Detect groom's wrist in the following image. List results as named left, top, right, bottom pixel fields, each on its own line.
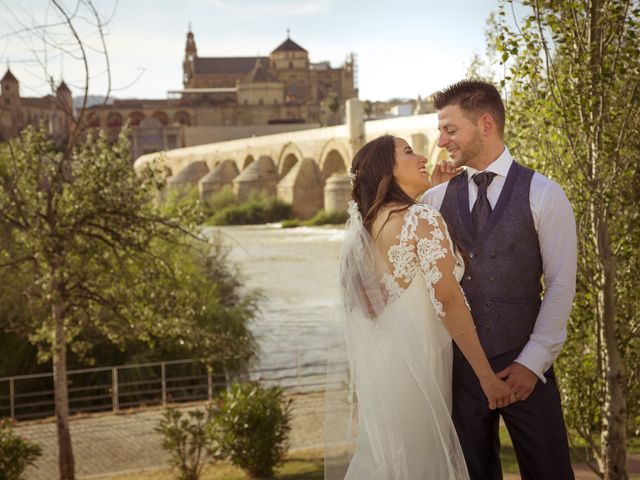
left=515, top=343, right=550, bottom=383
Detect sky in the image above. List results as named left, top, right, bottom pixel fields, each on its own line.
left=0, top=0, right=501, bottom=102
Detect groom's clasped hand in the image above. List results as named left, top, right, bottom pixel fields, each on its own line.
left=480, top=369, right=517, bottom=410
left=496, top=362, right=539, bottom=402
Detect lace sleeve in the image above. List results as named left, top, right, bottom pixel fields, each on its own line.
left=409, top=205, right=470, bottom=322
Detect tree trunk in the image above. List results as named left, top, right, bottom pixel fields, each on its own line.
left=53, top=288, right=75, bottom=480
left=598, top=217, right=627, bottom=480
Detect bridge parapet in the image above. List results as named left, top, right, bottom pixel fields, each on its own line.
left=134, top=108, right=447, bottom=218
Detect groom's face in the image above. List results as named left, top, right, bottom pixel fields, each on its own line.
left=436, top=105, right=484, bottom=168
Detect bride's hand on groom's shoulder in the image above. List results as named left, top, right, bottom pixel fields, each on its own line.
left=429, top=160, right=464, bottom=187
left=479, top=374, right=517, bottom=410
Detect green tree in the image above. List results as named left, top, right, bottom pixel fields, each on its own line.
left=324, top=92, right=341, bottom=126
left=465, top=12, right=500, bottom=82
left=363, top=100, right=373, bottom=119
left=0, top=127, right=257, bottom=480
left=1, top=4, right=259, bottom=479
left=494, top=1, right=640, bottom=478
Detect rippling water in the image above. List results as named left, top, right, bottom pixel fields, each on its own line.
left=204, top=224, right=345, bottom=376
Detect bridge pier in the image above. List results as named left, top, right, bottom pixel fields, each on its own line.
left=324, top=174, right=352, bottom=213
left=277, top=158, right=324, bottom=219
left=165, top=160, right=209, bottom=198
left=233, top=155, right=279, bottom=202
left=199, top=160, right=239, bottom=202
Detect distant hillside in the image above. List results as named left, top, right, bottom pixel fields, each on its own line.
left=73, top=95, right=114, bottom=109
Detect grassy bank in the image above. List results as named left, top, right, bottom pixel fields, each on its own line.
left=163, top=186, right=349, bottom=227
left=281, top=210, right=349, bottom=228
left=163, top=187, right=294, bottom=226
left=90, top=429, right=640, bottom=479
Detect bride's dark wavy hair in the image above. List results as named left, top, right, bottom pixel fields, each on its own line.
left=351, top=135, right=417, bottom=233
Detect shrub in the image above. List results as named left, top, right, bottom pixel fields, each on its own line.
left=159, top=186, right=206, bottom=223
left=203, top=185, right=237, bottom=213
left=304, top=209, right=348, bottom=226
left=0, top=419, right=42, bottom=480
left=156, top=406, right=221, bottom=480
left=280, top=209, right=349, bottom=229
left=280, top=219, right=302, bottom=229
left=207, top=191, right=292, bottom=225
left=212, top=382, right=292, bottom=478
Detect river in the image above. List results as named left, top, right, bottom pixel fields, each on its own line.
left=204, top=223, right=346, bottom=385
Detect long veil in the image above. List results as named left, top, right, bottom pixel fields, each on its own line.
left=324, top=201, right=469, bottom=479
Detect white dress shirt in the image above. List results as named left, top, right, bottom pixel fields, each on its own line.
left=421, top=147, right=577, bottom=382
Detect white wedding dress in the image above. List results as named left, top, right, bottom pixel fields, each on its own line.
left=325, top=201, right=470, bottom=480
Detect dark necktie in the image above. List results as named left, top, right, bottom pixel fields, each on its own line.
left=471, top=172, right=497, bottom=232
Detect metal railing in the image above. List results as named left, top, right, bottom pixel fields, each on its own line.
left=0, top=348, right=348, bottom=421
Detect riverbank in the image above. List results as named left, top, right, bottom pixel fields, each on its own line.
left=19, top=390, right=638, bottom=480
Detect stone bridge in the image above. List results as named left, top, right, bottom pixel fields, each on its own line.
left=134, top=100, right=448, bottom=218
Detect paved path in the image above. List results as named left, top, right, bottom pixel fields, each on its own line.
left=16, top=392, right=325, bottom=480
left=15, top=392, right=638, bottom=479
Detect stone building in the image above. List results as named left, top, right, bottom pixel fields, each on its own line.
left=85, top=29, right=358, bottom=157
left=0, top=69, right=73, bottom=141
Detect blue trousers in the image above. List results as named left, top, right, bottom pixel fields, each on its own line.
left=452, top=347, right=575, bottom=480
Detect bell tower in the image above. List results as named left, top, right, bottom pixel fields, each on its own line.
left=1, top=68, right=21, bottom=136
left=183, top=25, right=198, bottom=87
left=1, top=68, right=20, bottom=108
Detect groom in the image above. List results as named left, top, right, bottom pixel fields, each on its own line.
left=422, top=80, right=576, bottom=479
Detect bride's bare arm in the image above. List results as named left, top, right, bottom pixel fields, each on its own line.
left=413, top=206, right=515, bottom=409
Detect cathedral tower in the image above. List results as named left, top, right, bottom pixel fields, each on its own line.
left=183, top=27, right=198, bottom=87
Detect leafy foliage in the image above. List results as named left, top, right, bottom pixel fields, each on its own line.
left=491, top=0, right=640, bottom=475
left=281, top=209, right=349, bottom=228
left=212, top=383, right=292, bottom=478
left=0, top=126, right=260, bottom=478
left=203, top=185, right=237, bottom=213
left=206, top=191, right=292, bottom=226
left=0, top=419, right=42, bottom=480
left=156, top=406, right=221, bottom=480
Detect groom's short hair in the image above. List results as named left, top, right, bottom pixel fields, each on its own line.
left=434, top=80, right=505, bottom=137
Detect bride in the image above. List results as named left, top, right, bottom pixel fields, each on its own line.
left=329, top=135, right=514, bottom=479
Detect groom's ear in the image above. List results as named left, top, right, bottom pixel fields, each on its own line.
left=478, top=113, right=497, bottom=136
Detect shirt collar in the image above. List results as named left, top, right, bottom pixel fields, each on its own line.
left=465, top=146, right=513, bottom=182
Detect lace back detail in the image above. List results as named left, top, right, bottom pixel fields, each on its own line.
left=382, top=204, right=466, bottom=319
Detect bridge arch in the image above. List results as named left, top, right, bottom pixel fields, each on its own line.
left=174, top=111, right=191, bottom=126
left=152, top=111, right=169, bottom=125
left=107, top=112, right=123, bottom=128
left=318, top=139, right=351, bottom=178
left=129, top=111, right=145, bottom=127
left=277, top=143, right=304, bottom=177
left=242, top=154, right=255, bottom=170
